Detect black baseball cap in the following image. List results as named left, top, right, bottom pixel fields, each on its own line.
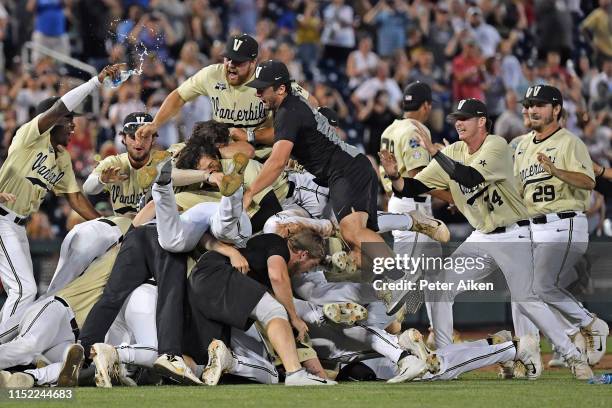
left=521, top=84, right=563, bottom=107
left=448, top=98, right=488, bottom=120
left=318, top=107, right=339, bottom=127
left=122, top=112, right=153, bottom=134
left=224, top=34, right=258, bottom=63
left=402, top=81, right=432, bottom=111
left=245, top=60, right=291, bottom=90
left=35, top=96, right=83, bottom=116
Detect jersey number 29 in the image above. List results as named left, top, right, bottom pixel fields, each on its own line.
left=532, top=185, right=555, bottom=202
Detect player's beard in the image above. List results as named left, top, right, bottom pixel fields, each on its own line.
left=529, top=111, right=554, bottom=132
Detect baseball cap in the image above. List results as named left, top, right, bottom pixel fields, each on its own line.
left=224, top=34, right=258, bottom=63
left=122, top=112, right=153, bottom=134
left=35, top=96, right=83, bottom=116
left=245, top=60, right=291, bottom=90
left=448, top=98, right=488, bottom=120
left=402, top=81, right=432, bottom=111
left=318, top=107, right=339, bottom=127
left=521, top=85, right=563, bottom=107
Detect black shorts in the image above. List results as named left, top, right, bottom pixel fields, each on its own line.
left=188, top=251, right=267, bottom=331
left=328, top=154, right=379, bottom=231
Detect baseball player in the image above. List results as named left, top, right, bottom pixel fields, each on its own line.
left=380, top=98, right=593, bottom=379
left=47, top=112, right=171, bottom=295
left=513, top=85, right=609, bottom=365
left=135, top=34, right=316, bottom=154
left=244, top=60, right=449, bottom=316
left=0, top=64, right=126, bottom=323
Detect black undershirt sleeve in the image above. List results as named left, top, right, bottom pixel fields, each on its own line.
left=392, top=178, right=433, bottom=198
left=595, top=176, right=612, bottom=197
left=433, top=151, right=485, bottom=188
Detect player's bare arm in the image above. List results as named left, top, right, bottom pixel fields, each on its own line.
left=243, top=140, right=293, bottom=208
left=0, top=192, right=16, bottom=203
left=593, top=162, right=612, bottom=180
left=200, top=233, right=249, bottom=274
left=38, top=64, right=124, bottom=135
left=537, top=153, right=595, bottom=190
left=267, top=254, right=308, bottom=341
left=136, top=89, right=186, bottom=139
left=229, top=127, right=275, bottom=146
left=219, top=140, right=256, bottom=159
left=65, top=191, right=101, bottom=220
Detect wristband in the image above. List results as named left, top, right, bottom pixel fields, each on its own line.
left=387, top=173, right=400, bottom=181
left=247, top=129, right=256, bottom=144
left=598, top=166, right=606, bottom=178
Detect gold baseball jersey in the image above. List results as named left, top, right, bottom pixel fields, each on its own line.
left=379, top=119, right=431, bottom=193
left=513, top=128, right=594, bottom=216
left=56, top=245, right=120, bottom=327
left=177, top=63, right=309, bottom=130
left=0, top=115, right=80, bottom=217
left=509, top=134, right=528, bottom=161
left=173, top=159, right=289, bottom=217
left=416, top=135, right=529, bottom=233
left=92, top=153, right=148, bottom=216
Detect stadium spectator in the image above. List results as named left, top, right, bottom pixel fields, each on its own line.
left=451, top=37, right=485, bottom=102
left=346, top=35, right=379, bottom=91
left=320, top=0, right=355, bottom=65
left=26, top=0, right=70, bottom=62
left=363, top=0, right=411, bottom=58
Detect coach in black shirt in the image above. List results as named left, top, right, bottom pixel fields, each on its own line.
left=243, top=60, right=416, bottom=314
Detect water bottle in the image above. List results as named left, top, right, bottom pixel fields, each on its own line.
left=103, top=70, right=134, bottom=88
left=588, top=373, right=612, bottom=384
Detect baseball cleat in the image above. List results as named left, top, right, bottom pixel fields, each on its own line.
left=408, top=210, right=450, bottom=243
left=398, top=329, right=440, bottom=373
left=548, top=350, right=568, bottom=368
left=567, top=331, right=593, bottom=380
left=487, top=330, right=514, bottom=379
left=154, top=354, right=203, bottom=385
left=581, top=315, right=609, bottom=366
left=202, top=339, right=235, bottom=386
left=0, top=371, right=34, bottom=388
left=219, top=152, right=249, bottom=196
left=426, top=329, right=463, bottom=351
left=387, top=354, right=428, bottom=383
left=514, top=335, right=542, bottom=380
left=285, top=368, right=337, bottom=386
left=136, top=150, right=173, bottom=188
left=330, top=251, right=357, bottom=275
left=58, top=344, right=84, bottom=387
left=322, top=302, right=368, bottom=325
left=91, top=343, right=120, bottom=388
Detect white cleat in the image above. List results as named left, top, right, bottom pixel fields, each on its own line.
left=58, top=344, right=84, bottom=387
left=581, top=315, right=609, bottom=366
left=566, top=332, right=594, bottom=380
left=387, top=354, right=428, bottom=383
left=91, top=343, right=120, bottom=388
left=548, top=350, right=568, bottom=368
left=515, top=335, right=542, bottom=380
left=285, top=369, right=337, bottom=386
left=487, top=330, right=514, bottom=379
left=202, top=339, right=235, bottom=386
left=398, top=329, right=428, bottom=359
left=408, top=210, right=450, bottom=243
left=322, top=303, right=368, bottom=326
left=0, top=371, right=34, bottom=388
left=154, top=354, right=203, bottom=385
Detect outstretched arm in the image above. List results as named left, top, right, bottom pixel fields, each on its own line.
left=243, top=140, right=293, bottom=208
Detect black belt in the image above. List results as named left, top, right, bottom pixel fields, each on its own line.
left=532, top=212, right=576, bottom=224
left=144, top=278, right=157, bottom=286
left=0, top=207, right=28, bottom=226
left=414, top=196, right=427, bottom=203
left=489, top=220, right=530, bottom=234
left=54, top=296, right=80, bottom=342
left=286, top=181, right=296, bottom=199
left=97, top=218, right=117, bottom=227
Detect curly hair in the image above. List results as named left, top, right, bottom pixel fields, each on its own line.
left=174, top=142, right=219, bottom=170
left=189, top=120, right=231, bottom=148
left=287, top=230, right=326, bottom=261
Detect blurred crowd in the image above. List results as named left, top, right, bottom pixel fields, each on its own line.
left=0, top=0, right=611, bottom=240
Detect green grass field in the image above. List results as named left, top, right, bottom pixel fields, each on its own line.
left=2, top=370, right=611, bottom=408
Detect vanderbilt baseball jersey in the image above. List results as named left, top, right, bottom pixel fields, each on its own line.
left=379, top=119, right=431, bottom=193
left=56, top=245, right=120, bottom=327
left=177, top=63, right=309, bottom=130
left=416, top=134, right=529, bottom=233
left=508, top=134, right=528, bottom=161
left=0, top=115, right=80, bottom=217
left=92, top=153, right=148, bottom=215
left=514, top=128, right=594, bottom=216
left=173, top=158, right=289, bottom=217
